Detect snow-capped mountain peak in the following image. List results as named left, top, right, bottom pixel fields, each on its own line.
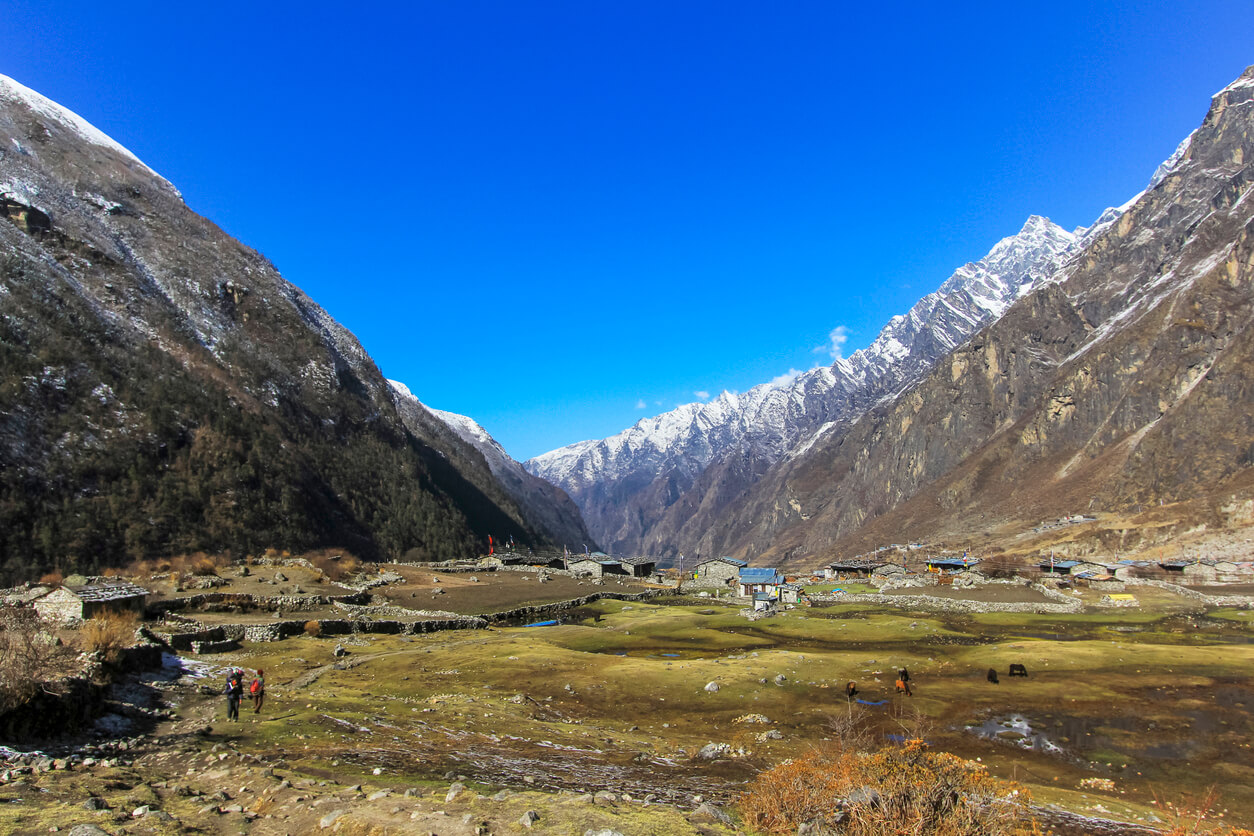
left=526, top=215, right=1082, bottom=503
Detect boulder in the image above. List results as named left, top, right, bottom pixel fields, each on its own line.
left=695, top=742, right=731, bottom=761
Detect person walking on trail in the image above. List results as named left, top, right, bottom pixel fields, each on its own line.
left=224, top=670, right=243, bottom=722
left=250, top=669, right=265, bottom=714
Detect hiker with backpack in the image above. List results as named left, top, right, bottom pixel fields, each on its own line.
left=250, top=669, right=265, bottom=714
left=224, top=669, right=243, bottom=721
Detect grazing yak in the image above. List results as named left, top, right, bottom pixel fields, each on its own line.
left=1009, top=663, right=1028, bottom=677
left=987, top=668, right=1000, bottom=684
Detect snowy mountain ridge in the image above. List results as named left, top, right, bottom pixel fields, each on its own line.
left=526, top=214, right=1084, bottom=495
left=0, top=73, right=164, bottom=181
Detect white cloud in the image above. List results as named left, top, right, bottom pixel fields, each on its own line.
left=814, top=325, right=850, bottom=360
left=635, top=399, right=647, bottom=409
left=767, top=368, right=803, bottom=389
left=694, top=390, right=711, bottom=401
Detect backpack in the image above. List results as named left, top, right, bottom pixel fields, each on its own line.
left=250, top=678, right=262, bottom=695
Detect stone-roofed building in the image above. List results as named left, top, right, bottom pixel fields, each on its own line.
left=690, top=556, right=747, bottom=588
left=33, top=579, right=149, bottom=624
left=568, top=557, right=628, bottom=578
left=825, top=558, right=888, bottom=578
left=618, top=556, right=658, bottom=577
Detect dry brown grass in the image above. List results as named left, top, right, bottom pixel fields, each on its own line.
left=80, top=610, right=139, bottom=663
left=303, top=549, right=362, bottom=582
left=121, top=551, right=232, bottom=577
left=304, top=621, right=322, bottom=638
left=1156, top=787, right=1254, bottom=836
left=739, top=740, right=1037, bottom=836
left=37, top=571, right=63, bottom=586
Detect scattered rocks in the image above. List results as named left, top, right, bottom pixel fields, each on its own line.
left=319, top=809, right=346, bottom=829
left=446, top=782, right=466, bottom=802
left=333, top=645, right=348, bottom=657
left=732, top=713, right=770, bottom=724
left=703, top=681, right=720, bottom=692
left=520, top=809, right=540, bottom=827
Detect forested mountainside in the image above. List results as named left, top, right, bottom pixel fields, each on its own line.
left=0, top=74, right=582, bottom=582
left=695, top=66, right=1254, bottom=566
left=388, top=381, right=593, bottom=550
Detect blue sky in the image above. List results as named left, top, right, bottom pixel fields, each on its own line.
left=3, top=2, right=1252, bottom=460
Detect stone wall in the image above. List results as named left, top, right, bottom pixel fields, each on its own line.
left=146, top=590, right=371, bottom=617
left=808, top=584, right=1083, bottom=614
left=1124, top=578, right=1254, bottom=608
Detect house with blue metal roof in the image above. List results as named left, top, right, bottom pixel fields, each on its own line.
left=738, top=567, right=785, bottom=598
left=924, top=557, right=979, bottom=573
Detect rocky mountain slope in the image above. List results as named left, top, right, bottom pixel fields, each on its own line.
left=695, top=66, right=1254, bottom=565
left=0, top=73, right=583, bottom=580
left=527, top=70, right=1251, bottom=565
left=528, top=214, right=1101, bottom=558
left=389, top=381, right=592, bottom=549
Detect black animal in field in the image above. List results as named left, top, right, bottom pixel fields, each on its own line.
left=987, top=667, right=999, bottom=684
left=1008, top=663, right=1028, bottom=677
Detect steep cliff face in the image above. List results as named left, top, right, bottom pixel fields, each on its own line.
left=0, top=74, right=575, bottom=578
left=530, top=214, right=1090, bottom=558
left=706, top=67, right=1254, bottom=565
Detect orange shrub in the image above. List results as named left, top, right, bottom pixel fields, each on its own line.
left=304, top=621, right=322, bottom=638
left=38, top=571, right=63, bottom=586
left=740, top=740, right=1036, bottom=836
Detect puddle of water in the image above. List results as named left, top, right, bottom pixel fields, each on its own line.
left=967, top=714, right=1065, bottom=755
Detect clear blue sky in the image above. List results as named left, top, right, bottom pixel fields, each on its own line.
left=3, top=2, right=1251, bottom=460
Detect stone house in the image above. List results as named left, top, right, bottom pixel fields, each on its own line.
left=690, top=557, right=746, bottom=588
left=618, top=556, right=658, bottom=578
left=778, top=582, right=807, bottom=604
left=33, top=580, right=149, bottom=624
left=1181, top=562, right=1218, bottom=582
left=568, top=557, right=627, bottom=578
left=824, top=559, right=887, bottom=578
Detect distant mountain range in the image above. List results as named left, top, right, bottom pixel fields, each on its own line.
left=527, top=67, right=1254, bottom=567
left=0, top=73, right=590, bottom=581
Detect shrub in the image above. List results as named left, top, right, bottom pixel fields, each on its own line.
left=305, top=549, right=361, bottom=582
left=81, top=610, right=139, bottom=663
left=304, top=621, right=322, bottom=638
left=0, top=608, right=60, bottom=713
left=739, top=740, right=1036, bottom=836
left=38, top=571, right=63, bottom=586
